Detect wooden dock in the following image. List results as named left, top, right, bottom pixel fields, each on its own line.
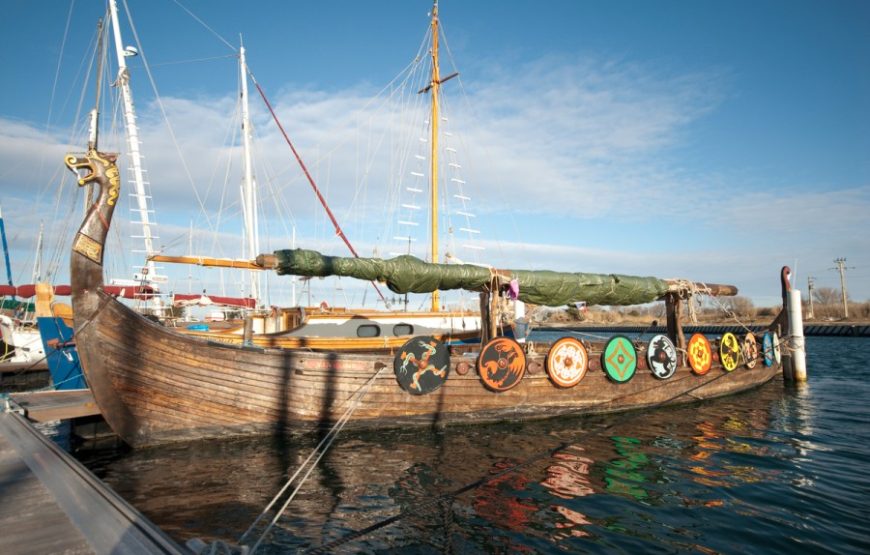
left=6, top=389, right=101, bottom=422
left=0, top=410, right=189, bottom=554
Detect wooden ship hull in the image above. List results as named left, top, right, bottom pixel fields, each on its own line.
left=76, top=290, right=782, bottom=446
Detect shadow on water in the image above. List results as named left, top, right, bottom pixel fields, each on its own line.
left=269, top=346, right=296, bottom=511
left=318, top=352, right=338, bottom=436
left=311, top=351, right=344, bottom=548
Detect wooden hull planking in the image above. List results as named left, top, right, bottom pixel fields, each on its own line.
left=78, top=291, right=780, bottom=447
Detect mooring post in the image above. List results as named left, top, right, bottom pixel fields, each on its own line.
left=665, top=293, right=686, bottom=364
left=243, top=315, right=254, bottom=347
left=479, top=291, right=492, bottom=345
left=787, top=288, right=807, bottom=381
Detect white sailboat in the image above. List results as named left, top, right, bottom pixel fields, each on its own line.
left=0, top=208, right=46, bottom=365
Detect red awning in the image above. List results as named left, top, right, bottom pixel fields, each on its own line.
left=0, top=284, right=72, bottom=298
left=172, top=293, right=255, bottom=309
left=54, top=285, right=72, bottom=296
left=102, top=284, right=156, bottom=300
left=0, top=284, right=153, bottom=299
left=16, top=285, right=36, bottom=298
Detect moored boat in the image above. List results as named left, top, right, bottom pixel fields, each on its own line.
left=65, top=1, right=805, bottom=449
left=178, top=307, right=481, bottom=351
left=67, top=147, right=788, bottom=448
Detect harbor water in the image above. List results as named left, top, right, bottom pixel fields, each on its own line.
left=76, top=335, right=870, bottom=553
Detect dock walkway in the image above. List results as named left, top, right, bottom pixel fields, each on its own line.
left=0, top=410, right=189, bottom=554
left=7, top=388, right=101, bottom=422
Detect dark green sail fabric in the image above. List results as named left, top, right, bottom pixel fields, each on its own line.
left=271, top=248, right=669, bottom=307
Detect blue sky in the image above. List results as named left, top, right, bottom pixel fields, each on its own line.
left=0, top=0, right=868, bottom=309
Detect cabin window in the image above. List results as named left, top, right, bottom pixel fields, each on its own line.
left=393, top=323, right=414, bottom=336
left=357, top=324, right=381, bottom=338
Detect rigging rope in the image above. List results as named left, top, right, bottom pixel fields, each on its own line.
left=247, top=70, right=389, bottom=306
left=170, top=0, right=236, bottom=52
left=44, top=0, right=77, bottom=139
left=120, top=0, right=212, bottom=233
left=239, top=363, right=389, bottom=553
left=147, top=54, right=237, bottom=68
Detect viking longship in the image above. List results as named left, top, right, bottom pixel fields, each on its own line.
left=67, top=146, right=789, bottom=448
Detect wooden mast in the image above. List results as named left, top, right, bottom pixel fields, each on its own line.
left=429, top=1, right=441, bottom=312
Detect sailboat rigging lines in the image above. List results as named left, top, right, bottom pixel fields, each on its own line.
left=246, top=69, right=388, bottom=306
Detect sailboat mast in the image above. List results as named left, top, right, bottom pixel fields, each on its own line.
left=429, top=1, right=441, bottom=312
left=291, top=226, right=297, bottom=306
left=0, top=205, right=12, bottom=287
left=108, top=0, right=158, bottom=286
left=87, top=18, right=104, bottom=152
left=239, top=42, right=260, bottom=307
left=85, top=18, right=106, bottom=210
left=31, top=222, right=44, bottom=284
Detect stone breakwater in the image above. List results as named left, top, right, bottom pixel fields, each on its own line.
left=542, top=323, right=870, bottom=337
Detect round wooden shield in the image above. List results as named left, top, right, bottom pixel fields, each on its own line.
left=646, top=334, right=677, bottom=379
left=601, top=335, right=637, bottom=383
left=394, top=336, right=449, bottom=395
left=477, top=337, right=526, bottom=392
left=687, top=333, right=712, bottom=375
left=762, top=332, right=774, bottom=367
left=743, top=332, right=758, bottom=369
left=546, top=337, right=588, bottom=388
left=772, top=331, right=782, bottom=365
left=719, top=332, right=740, bottom=372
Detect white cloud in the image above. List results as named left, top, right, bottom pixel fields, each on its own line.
left=2, top=52, right=868, bottom=303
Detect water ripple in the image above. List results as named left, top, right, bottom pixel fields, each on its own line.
left=76, top=336, right=870, bottom=553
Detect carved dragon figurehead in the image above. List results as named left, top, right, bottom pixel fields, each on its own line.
left=65, top=149, right=120, bottom=298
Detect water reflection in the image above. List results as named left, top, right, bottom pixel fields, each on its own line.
left=541, top=445, right=594, bottom=499
left=471, top=459, right=537, bottom=532
left=77, top=373, right=845, bottom=553
left=541, top=445, right=594, bottom=539
left=604, top=436, right=650, bottom=500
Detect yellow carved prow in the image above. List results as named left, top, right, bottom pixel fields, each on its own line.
left=64, top=149, right=120, bottom=205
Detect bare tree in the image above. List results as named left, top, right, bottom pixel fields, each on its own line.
left=813, top=287, right=842, bottom=306
left=723, top=296, right=755, bottom=319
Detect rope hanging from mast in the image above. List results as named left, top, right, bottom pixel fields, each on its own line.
left=247, top=70, right=389, bottom=306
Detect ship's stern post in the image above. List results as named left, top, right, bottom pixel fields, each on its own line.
left=779, top=266, right=807, bottom=382
left=786, top=286, right=808, bottom=381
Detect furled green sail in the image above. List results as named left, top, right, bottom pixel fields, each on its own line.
left=269, top=249, right=669, bottom=306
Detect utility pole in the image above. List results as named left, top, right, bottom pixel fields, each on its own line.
left=807, top=276, right=815, bottom=319
left=831, top=257, right=850, bottom=318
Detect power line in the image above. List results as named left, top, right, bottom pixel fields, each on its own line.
left=807, top=276, right=815, bottom=319
left=829, top=257, right=854, bottom=318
